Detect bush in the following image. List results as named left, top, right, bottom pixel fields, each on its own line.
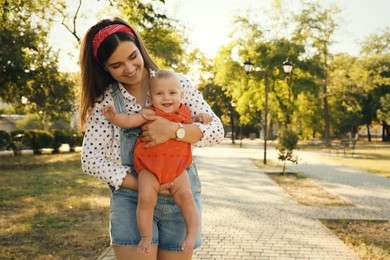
left=0, top=130, right=11, bottom=151
left=8, top=129, right=82, bottom=155
left=28, top=130, right=54, bottom=154
left=10, top=130, right=34, bottom=155
left=277, top=129, right=299, bottom=174
left=69, top=130, right=84, bottom=152
left=52, top=130, right=72, bottom=153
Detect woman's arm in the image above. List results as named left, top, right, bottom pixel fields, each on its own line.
left=81, top=100, right=134, bottom=190
left=121, top=170, right=174, bottom=195
left=141, top=115, right=202, bottom=148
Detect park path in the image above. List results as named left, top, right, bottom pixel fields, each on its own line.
left=98, top=140, right=390, bottom=259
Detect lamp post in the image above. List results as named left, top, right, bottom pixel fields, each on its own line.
left=264, top=70, right=269, bottom=165
left=230, top=101, right=236, bottom=144
left=244, top=58, right=269, bottom=164
left=282, top=59, right=293, bottom=124
left=244, top=58, right=293, bottom=165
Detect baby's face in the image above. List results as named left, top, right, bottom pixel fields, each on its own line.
left=149, top=77, right=183, bottom=114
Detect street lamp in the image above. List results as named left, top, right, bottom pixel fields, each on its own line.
left=282, top=58, right=294, bottom=123
left=21, top=96, right=28, bottom=105
left=243, top=58, right=268, bottom=165
left=244, top=58, right=254, bottom=74
left=243, top=58, right=293, bottom=165
left=282, top=58, right=293, bottom=74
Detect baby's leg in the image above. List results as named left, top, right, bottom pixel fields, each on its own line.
left=170, top=170, right=199, bottom=253
left=137, top=169, right=159, bottom=253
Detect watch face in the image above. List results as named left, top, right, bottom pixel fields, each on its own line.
left=176, top=128, right=185, bottom=139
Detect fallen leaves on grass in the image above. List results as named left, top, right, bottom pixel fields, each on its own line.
left=266, top=171, right=354, bottom=206
left=321, top=220, right=390, bottom=260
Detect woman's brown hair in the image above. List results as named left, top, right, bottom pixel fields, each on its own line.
left=78, top=17, right=158, bottom=129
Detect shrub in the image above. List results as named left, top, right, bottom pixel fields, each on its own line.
left=28, top=130, right=54, bottom=154
left=52, top=130, right=72, bottom=153
left=277, top=129, right=299, bottom=174
left=69, top=130, right=84, bottom=152
left=0, top=130, right=11, bottom=151
left=10, top=130, right=34, bottom=155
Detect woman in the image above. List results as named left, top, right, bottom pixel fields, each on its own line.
left=78, top=17, right=224, bottom=260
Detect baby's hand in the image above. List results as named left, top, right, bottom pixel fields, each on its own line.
left=100, top=105, right=117, bottom=122
left=194, top=113, right=213, bottom=125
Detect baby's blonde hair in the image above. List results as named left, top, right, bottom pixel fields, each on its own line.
left=150, top=69, right=180, bottom=89
left=152, top=69, right=177, bottom=80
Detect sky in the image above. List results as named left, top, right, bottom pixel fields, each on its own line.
left=50, top=0, right=390, bottom=72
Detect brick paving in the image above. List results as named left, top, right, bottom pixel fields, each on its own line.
left=98, top=141, right=389, bottom=259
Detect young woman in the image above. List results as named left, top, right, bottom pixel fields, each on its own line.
left=79, top=17, right=224, bottom=260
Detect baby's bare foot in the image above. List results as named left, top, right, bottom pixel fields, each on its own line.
left=137, top=237, right=152, bottom=254
left=181, top=233, right=196, bottom=253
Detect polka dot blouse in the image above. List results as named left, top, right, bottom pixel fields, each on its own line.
left=81, top=74, right=224, bottom=190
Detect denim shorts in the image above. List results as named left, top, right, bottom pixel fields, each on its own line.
left=109, top=164, right=202, bottom=252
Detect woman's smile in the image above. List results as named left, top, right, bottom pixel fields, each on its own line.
left=124, top=69, right=137, bottom=78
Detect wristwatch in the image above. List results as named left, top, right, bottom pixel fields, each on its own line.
left=175, top=122, right=185, bottom=140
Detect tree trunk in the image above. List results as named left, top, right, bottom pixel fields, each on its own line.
left=366, top=124, right=372, bottom=142
left=383, top=121, right=390, bottom=142
left=230, top=108, right=235, bottom=144
left=323, top=81, right=330, bottom=143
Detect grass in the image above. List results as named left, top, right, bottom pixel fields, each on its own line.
left=0, top=153, right=111, bottom=259
left=299, top=142, right=390, bottom=177
left=321, top=220, right=390, bottom=260
left=321, top=146, right=390, bottom=177
left=268, top=171, right=353, bottom=206
left=252, top=159, right=353, bottom=206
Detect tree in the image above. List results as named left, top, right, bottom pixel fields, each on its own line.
left=360, top=29, right=390, bottom=141
left=327, top=54, right=364, bottom=137
left=108, top=0, right=191, bottom=73
left=360, top=27, right=390, bottom=55
left=293, top=1, right=341, bottom=142
left=0, top=0, right=76, bottom=127
left=378, top=94, right=390, bottom=141
left=0, top=0, right=47, bottom=102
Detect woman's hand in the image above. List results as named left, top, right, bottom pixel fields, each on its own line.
left=158, top=182, right=174, bottom=196
left=121, top=171, right=174, bottom=195
left=141, top=114, right=176, bottom=148
left=120, top=171, right=139, bottom=190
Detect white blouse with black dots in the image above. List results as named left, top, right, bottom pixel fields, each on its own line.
left=81, top=74, right=224, bottom=190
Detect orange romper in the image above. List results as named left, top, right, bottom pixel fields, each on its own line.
left=133, top=104, right=192, bottom=184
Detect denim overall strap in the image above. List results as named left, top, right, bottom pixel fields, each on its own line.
left=111, top=81, right=141, bottom=166
left=112, top=81, right=124, bottom=113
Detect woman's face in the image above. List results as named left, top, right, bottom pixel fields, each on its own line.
left=104, top=41, right=145, bottom=86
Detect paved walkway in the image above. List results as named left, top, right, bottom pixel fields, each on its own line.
left=98, top=140, right=389, bottom=259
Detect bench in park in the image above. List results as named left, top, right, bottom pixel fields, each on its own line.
left=321, top=138, right=357, bottom=156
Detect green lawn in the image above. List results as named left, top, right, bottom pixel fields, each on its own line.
left=299, top=142, right=390, bottom=177
left=0, top=153, right=111, bottom=259
left=321, top=146, right=390, bottom=177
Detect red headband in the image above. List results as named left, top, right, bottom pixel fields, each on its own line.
left=92, top=24, right=136, bottom=64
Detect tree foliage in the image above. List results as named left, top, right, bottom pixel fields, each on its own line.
left=109, top=0, right=191, bottom=72
left=0, top=0, right=76, bottom=129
